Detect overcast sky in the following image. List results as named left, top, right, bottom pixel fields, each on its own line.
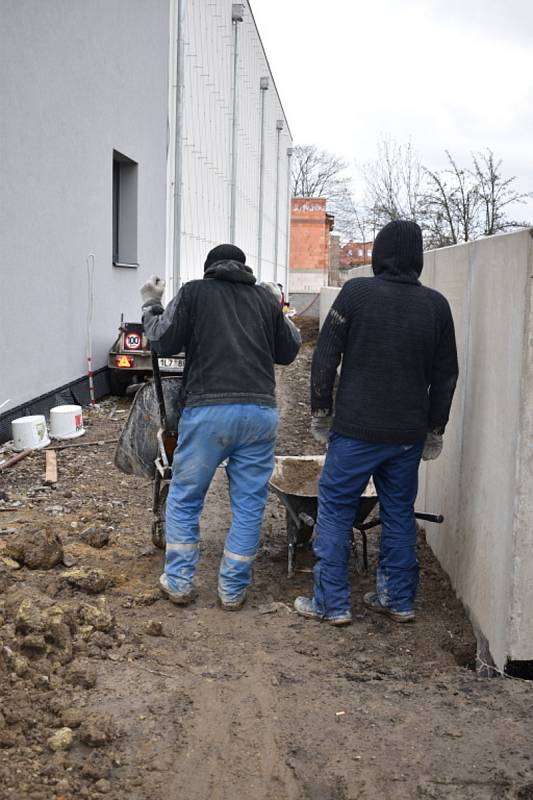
left=252, top=0, right=533, bottom=220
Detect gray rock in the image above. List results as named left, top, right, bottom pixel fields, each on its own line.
left=80, top=527, right=110, bottom=549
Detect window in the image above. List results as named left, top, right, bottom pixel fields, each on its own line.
left=112, top=150, right=138, bottom=267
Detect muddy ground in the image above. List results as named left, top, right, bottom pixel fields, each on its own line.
left=1, top=324, right=532, bottom=800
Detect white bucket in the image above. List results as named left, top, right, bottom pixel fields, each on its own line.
left=50, top=405, right=85, bottom=440
left=11, top=415, right=51, bottom=451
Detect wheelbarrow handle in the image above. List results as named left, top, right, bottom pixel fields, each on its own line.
left=151, top=350, right=168, bottom=430
left=415, top=512, right=444, bottom=524
left=356, top=511, right=444, bottom=532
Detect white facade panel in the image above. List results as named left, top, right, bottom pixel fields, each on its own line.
left=178, top=0, right=292, bottom=286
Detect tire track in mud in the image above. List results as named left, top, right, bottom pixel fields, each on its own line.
left=167, top=647, right=301, bottom=800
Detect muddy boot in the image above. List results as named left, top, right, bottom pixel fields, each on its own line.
left=294, top=596, right=352, bottom=626
left=363, top=592, right=415, bottom=623
left=159, top=574, right=195, bottom=606
left=218, top=589, right=246, bottom=611
left=217, top=590, right=247, bottom=612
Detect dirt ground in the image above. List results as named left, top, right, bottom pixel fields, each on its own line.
left=1, top=325, right=532, bottom=800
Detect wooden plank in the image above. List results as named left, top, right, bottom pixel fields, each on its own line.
left=45, top=449, right=58, bottom=484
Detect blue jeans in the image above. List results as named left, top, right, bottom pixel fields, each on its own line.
left=164, top=404, right=278, bottom=601
left=313, top=433, right=424, bottom=617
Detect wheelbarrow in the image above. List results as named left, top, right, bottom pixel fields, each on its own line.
left=114, top=352, right=182, bottom=549
left=269, top=455, right=444, bottom=577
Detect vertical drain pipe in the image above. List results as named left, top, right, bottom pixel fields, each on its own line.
left=229, top=4, right=244, bottom=244
left=284, top=146, right=293, bottom=300
left=257, top=76, right=269, bottom=281
left=172, top=0, right=185, bottom=292
left=273, top=119, right=284, bottom=282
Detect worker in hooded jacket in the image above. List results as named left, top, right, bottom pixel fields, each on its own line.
left=140, top=244, right=301, bottom=610
left=295, top=220, right=459, bottom=626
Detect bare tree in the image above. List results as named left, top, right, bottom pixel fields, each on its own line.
left=471, top=150, right=532, bottom=236
left=291, top=144, right=363, bottom=241
left=361, top=139, right=426, bottom=226
left=294, top=140, right=532, bottom=252
left=424, top=151, right=481, bottom=246
left=331, top=192, right=378, bottom=249
left=423, top=150, right=531, bottom=247
left=291, top=144, right=350, bottom=201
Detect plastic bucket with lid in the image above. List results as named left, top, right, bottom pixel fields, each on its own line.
left=11, top=415, right=51, bottom=451
left=50, top=405, right=85, bottom=440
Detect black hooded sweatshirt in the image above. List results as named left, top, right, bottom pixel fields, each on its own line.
left=142, top=260, right=301, bottom=408
left=311, top=220, right=458, bottom=444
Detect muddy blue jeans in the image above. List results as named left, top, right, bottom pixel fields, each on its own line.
left=164, top=404, right=278, bottom=601
left=313, top=433, right=424, bottom=617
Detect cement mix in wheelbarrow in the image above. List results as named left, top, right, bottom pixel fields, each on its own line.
left=270, top=454, right=375, bottom=499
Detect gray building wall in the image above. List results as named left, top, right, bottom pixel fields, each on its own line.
left=0, top=0, right=170, bottom=412
left=0, top=0, right=291, bottom=419
left=319, top=232, right=533, bottom=672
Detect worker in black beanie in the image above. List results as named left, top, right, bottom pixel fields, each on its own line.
left=204, top=243, right=246, bottom=270
left=140, top=244, right=301, bottom=611
left=295, top=220, right=458, bottom=626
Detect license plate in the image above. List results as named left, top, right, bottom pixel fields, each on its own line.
left=158, top=357, right=184, bottom=371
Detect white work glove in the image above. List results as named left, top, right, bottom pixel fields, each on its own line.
left=140, top=274, right=165, bottom=306
left=311, top=410, right=332, bottom=444
left=422, top=431, right=443, bottom=461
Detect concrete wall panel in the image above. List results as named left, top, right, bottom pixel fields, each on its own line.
left=454, top=233, right=529, bottom=668
left=509, top=234, right=533, bottom=659
left=422, top=245, right=469, bottom=589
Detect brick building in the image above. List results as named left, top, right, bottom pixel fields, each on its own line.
left=340, top=241, right=373, bottom=268
left=289, top=198, right=334, bottom=293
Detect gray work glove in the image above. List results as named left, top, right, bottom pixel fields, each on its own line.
left=311, top=410, right=332, bottom=444
left=259, top=281, right=283, bottom=305
left=422, top=431, right=443, bottom=461
left=140, top=274, right=165, bottom=306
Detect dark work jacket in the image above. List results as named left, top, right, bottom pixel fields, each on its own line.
left=311, top=222, right=459, bottom=444
left=142, top=260, right=301, bottom=408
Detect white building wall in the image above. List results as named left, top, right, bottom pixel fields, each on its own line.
left=178, top=0, right=292, bottom=286
left=290, top=270, right=329, bottom=294
left=0, top=0, right=291, bottom=418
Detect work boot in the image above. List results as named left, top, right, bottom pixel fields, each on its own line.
left=363, top=592, right=415, bottom=623
left=217, top=589, right=247, bottom=612
left=159, top=574, right=195, bottom=606
left=294, top=596, right=352, bottom=626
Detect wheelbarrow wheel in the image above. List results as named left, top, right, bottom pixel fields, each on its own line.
left=151, top=483, right=168, bottom=550
left=151, top=517, right=166, bottom=550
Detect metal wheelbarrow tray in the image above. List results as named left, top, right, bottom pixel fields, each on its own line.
left=269, top=455, right=443, bottom=577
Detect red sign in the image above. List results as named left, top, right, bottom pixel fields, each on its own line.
left=124, top=333, right=142, bottom=350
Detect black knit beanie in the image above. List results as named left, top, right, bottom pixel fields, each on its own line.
left=204, top=244, right=246, bottom=271
left=372, top=220, right=423, bottom=280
